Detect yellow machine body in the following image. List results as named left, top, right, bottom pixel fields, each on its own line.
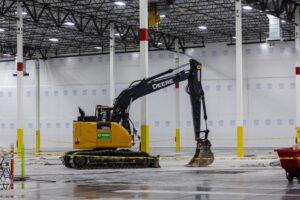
left=73, top=121, right=133, bottom=149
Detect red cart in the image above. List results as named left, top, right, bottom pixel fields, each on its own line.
left=274, top=147, right=300, bottom=183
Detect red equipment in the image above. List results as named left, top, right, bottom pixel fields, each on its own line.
left=274, top=147, right=300, bottom=183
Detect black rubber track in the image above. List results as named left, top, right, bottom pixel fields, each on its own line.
left=61, top=149, right=160, bottom=169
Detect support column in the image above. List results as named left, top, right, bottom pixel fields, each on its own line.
left=35, top=58, right=40, bottom=153
left=295, top=8, right=300, bottom=143
left=235, top=0, right=244, bottom=157
left=139, top=0, right=149, bottom=153
left=109, top=23, right=115, bottom=106
left=174, top=39, right=180, bottom=152
left=16, top=0, right=24, bottom=157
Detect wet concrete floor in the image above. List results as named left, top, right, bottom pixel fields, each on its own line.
left=1, top=148, right=299, bottom=200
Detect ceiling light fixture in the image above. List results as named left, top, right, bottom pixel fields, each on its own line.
left=0, top=28, right=5, bottom=32
left=198, top=26, right=207, bottom=30
left=114, top=1, right=126, bottom=6
left=63, top=22, right=75, bottom=26
left=49, top=38, right=59, bottom=42
left=114, top=33, right=123, bottom=37
left=232, top=36, right=236, bottom=39
left=3, top=53, right=11, bottom=57
left=281, top=20, right=286, bottom=23
left=15, top=11, right=28, bottom=15
left=243, top=6, right=253, bottom=10
left=156, top=42, right=163, bottom=46
left=160, top=14, right=166, bottom=18
left=94, top=46, right=102, bottom=50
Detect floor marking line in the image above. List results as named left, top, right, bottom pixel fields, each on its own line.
left=115, top=189, right=300, bottom=197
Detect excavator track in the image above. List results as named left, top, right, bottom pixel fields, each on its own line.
left=60, top=149, right=160, bottom=169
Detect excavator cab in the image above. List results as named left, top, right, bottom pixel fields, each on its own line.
left=95, top=105, right=113, bottom=122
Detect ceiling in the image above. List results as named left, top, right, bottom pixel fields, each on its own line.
left=0, top=0, right=298, bottom=59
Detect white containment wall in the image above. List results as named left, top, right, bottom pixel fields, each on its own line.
left=0, top=42, right=296, bottom=149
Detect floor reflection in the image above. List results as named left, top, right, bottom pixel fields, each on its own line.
left=72, top=183, right=132, bottom=199
left=195, top=181, right=211, bottom=200
left=281, top=184, right=300, bottom=200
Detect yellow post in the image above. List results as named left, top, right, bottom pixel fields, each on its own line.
left=141, top=125, right=149, bottom=153
left=175, top=128, right=180, bottom=152
left=237, top=125, right=244, bottom=158
left=17, top=128, right=23, bottom=157
left=296, top=127, right=300, bottom=143
left=36, top=129, right=40, bottom=153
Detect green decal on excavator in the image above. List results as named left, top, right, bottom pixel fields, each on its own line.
left=97, top=132, right=111, bottom=139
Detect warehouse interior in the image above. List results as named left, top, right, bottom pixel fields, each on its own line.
left=1, top=0, right=300, bottom=199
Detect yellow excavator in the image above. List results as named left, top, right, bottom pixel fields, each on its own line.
left=61, top=59, right=214, bottom=169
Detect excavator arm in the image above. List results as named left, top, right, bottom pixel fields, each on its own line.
left=112, top=59, right=214, bottom=166
left=112, top=66, right=189, bottom=129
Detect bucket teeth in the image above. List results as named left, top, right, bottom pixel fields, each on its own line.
left=185, top=139, right=214, bottom=167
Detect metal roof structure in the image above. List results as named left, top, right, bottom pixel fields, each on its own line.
left=0, top=0, right=299, bottom=59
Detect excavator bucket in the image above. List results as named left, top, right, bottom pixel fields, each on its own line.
left=185, top=139, right=214, bottom=167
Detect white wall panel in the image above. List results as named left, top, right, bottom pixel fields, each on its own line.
left=0, top=42, right=297, bottom=149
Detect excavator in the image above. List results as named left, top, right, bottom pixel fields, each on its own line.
left=61, top=59, right=214, bottom=169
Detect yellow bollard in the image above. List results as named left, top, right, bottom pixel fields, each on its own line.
left=36, top=129, right=40, bottom=153
left=17, top=128, right=24, bottom=157
left=296, top=127, right=300, bottom=143
left=237, top=125, right=244, bottom=158
left=140, top=124, right=150, bottom=153
left=175, top=128, right=180, bottom=152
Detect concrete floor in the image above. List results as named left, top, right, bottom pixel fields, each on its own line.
left=1, top=148, right=300, bottom=200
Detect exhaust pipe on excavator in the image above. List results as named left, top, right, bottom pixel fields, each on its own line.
left=185, top=139, right=214, bottom=167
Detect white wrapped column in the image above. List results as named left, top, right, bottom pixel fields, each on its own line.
left=110, top=23, right=115, bottom=106
left=35, top=58, right=40, bottom=152
left=295, top=8, right=300, bottom=143
left=16, top=0, right=24, bottom=156
left=235, top=0, right=244, bottom=157
left=174, top=39, right=180, bottom=152
left=139, top=0, right=149, bottom=153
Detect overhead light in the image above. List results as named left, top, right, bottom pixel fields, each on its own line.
left=156, top=42, right=163, bottom=46
left=160, top=14, right=166, bottom=18
left=3, top=53, right=11, bottom=57
left=15, top=11, right=28, bottom=15
left=0, top=28, right=5, bottom=32
left=114, top=1, right=126, bottom=6
left=49, top=38, right=59, bottom=42
left=63, top=22, right=75, bottom=26
left=232, top=36, right=236, bottom=39
left=243, top=6, right=253, bottom=10
left=114, top=33, right=123, bottom=37
left=94, top=46, right=102, bottom=50
left=198, top=26, right=207, bottom=30
left=281, top=20, right=286, bottom=23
